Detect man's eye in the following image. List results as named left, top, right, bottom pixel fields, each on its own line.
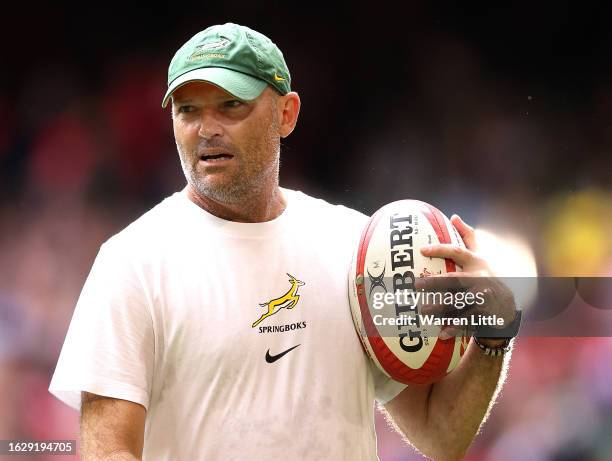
left=224, top=100, right=243, bottom=108
left=178, top=105, right=194, bottom=113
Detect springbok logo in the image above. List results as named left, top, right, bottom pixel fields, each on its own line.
left=252, top=274, right=305, bottom=327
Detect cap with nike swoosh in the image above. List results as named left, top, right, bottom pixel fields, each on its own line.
left=162, top=22, right=291, bottom=108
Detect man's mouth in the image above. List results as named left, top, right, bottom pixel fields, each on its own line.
left=200, top=153, right=234, bottom=162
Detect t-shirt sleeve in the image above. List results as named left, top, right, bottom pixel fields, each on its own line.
left=371, top=361, right=409, bottom=405
left=49, top=240, right=154, bottom=411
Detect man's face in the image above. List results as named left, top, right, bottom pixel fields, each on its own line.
left=171, top=82, right=281, bottom=204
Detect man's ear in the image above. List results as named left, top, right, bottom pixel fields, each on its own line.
left=277, top=92, right=301, bottom=138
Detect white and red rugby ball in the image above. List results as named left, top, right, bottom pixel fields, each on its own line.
left=348, top=200, right=470, bottom=385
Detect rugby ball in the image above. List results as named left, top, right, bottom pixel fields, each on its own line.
left=348, top=200, right=470, bottom=385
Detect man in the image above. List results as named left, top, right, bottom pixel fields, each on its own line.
left=50, top=23, right=517, bottom=460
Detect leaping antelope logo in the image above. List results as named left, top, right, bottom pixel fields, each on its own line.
left=252, top=274, right=305, bottom=327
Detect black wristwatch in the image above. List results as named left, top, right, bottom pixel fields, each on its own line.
left=473, top=336, right=513, bottom=356
left=472, top=309, right=522, bottom=357
left=473, top=309, right=523, bottom=339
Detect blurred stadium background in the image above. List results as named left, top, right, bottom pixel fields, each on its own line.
left=1, top=2, right=611, bottom=460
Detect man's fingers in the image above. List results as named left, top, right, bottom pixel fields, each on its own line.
left=419, top=302, right=449, bottom=317
left=450, top=214, right=477, bottom=252
left=438, top=326, right=465, bottom=340
left=415, top=273, right=467, bottom=292
left=420, top=304, right=471, bottom=319
left=421, top=244, right=477, bottom=268
left=418, top=288, right=479, bottom=316
left=420, top=306, right=444, bottom=317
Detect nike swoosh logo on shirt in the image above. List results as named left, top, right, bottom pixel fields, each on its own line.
left=265, top=344, right=300, bottom=363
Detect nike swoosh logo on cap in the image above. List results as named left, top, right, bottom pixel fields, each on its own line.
left=265, top=344, right=300, bottom=363
left=274, top=73, right=285, bottom=81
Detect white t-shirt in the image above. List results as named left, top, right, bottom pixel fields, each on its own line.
left=49, top=188, right=407, bottom=460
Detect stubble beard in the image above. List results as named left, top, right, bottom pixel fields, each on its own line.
left=177, top=111, right=280, bottom=205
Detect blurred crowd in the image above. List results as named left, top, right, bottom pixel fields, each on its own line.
left=1, top=5, right=612, bottom=460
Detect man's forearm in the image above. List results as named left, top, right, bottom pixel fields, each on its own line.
left=424, top=340, right=511, bottom=460
left=80, top=392, right=145, bottom=461
left=97, top=451, right=140, bottom=461
left=82, top=441, right=142, bottom=461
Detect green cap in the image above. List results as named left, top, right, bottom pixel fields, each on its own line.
left=162, top=23, right=291, bottom=108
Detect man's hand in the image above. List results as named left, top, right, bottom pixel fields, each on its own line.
left=415, top=214, right=517, bottom=344
left=81, top=392, right=145, bottom=460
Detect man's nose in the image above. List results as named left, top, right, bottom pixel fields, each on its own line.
left=198, top=109, right=224, bottom=140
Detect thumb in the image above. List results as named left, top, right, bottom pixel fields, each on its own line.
left=451, top=214, right=478, bottom=251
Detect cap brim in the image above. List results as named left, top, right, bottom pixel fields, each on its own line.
left=162, top=67, right=268, bottom=108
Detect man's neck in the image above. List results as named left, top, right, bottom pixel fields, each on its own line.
left=185, top=184, right=287, bottom=223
